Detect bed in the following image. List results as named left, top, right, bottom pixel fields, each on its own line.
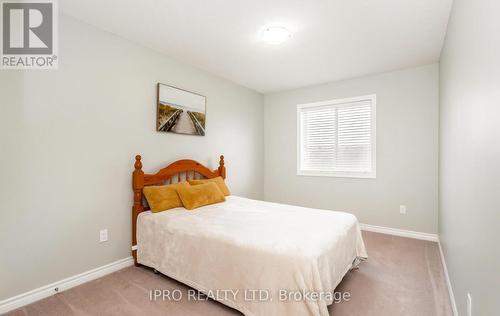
left=132, top=155, right=367, bottom=316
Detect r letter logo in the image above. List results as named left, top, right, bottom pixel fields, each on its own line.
left=1, top=0, right=58, bottom=69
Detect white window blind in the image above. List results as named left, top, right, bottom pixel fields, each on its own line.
left=297, top=95, right=376, bottom=178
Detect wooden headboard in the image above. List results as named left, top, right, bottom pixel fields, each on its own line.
left=132, top=154, right=226, bottom=265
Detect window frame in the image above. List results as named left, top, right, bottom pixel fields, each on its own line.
left=296, top=94, right=377, bottom=179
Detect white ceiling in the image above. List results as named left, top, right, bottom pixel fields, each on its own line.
left=61, top=0, right=452, bottom=93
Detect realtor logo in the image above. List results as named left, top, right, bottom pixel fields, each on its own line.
left=1, top=0, right=58, bottom=69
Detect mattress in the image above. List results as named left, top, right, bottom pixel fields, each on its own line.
left=137, top=196, right=367, bottom=316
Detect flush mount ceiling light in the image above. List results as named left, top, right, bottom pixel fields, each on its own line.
left=260, top=26, right=292, bottom=45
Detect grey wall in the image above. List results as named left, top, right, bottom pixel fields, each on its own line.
left=439, top=0, right=500, bottom=314
left=264, top=64, right=439, bottom=233
left=0, top=16, right=264, bottom=300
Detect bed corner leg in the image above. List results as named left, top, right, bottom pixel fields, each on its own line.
left=349, top=257, right=365, bottom=271
left=132, top=250, right=140, bottom=267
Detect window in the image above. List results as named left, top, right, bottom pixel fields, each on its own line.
left=297, top=95, right=376, bottom=178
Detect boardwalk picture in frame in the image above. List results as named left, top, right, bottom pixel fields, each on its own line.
left=157, top=83, right=206, bottom=136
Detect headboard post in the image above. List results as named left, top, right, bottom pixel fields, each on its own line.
left=132, top=155, right=144, bottom=266
left=218, top=155, right=226, bottom=179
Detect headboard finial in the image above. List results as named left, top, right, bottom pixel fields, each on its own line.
left=134, top=155, right=142, bottom=170
left=218, top=155, right=226, bottom=179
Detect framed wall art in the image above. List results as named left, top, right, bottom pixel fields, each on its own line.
left=156, top=83, right=206, bottom=136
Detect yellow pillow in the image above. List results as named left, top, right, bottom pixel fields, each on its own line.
left=177, top=182, right=226, bottom=210
left=143, top=182, right=189, bottom=213
left=189, top=176, right=231, bottom=196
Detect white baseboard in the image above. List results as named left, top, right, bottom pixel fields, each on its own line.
left=438, top=240, right=459, bottom=316
left=360, top=223, right=439, bottom=242
left=0, top=257, right=134, bottom=314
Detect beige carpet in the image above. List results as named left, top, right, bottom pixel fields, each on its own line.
left=4, top=231, right=452, bottom=316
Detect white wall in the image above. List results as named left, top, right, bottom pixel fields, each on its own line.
left=439, top=0, right=500, bottom=314
left=264, top=64, right=439, bottom=233
left=0, top=16, right=264, bottom=300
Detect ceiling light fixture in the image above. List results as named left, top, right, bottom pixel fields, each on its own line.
left=260, top=26, right=291, bottom=45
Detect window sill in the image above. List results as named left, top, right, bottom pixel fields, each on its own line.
left=296, top=171, right=376, bottom=179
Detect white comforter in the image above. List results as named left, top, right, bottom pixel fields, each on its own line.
left=137, top=196, right=367, bottom=316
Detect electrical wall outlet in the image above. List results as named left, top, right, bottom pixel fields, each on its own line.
left=399, top=205, right=407, bottom=214
left=99, top=229, right=108, bottom=242
left=467, top=293, right=472, bottom=316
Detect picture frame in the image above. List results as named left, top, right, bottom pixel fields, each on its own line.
left=156, top=83, right=206, bottom=136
